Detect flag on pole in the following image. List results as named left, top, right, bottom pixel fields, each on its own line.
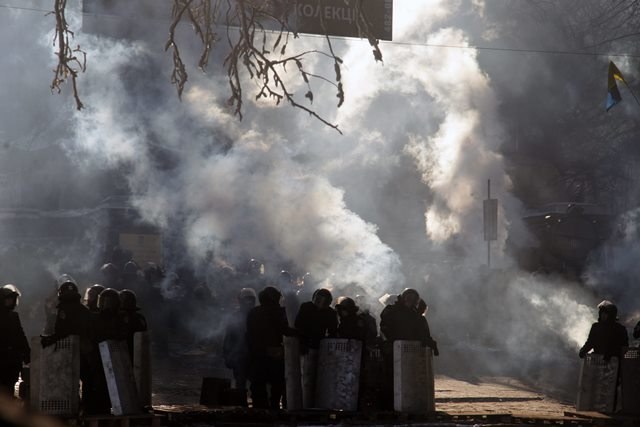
left=606, top=61, right=627, bottom=111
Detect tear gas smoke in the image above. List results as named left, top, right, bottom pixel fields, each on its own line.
left=1, top=0, right=639, bottom=398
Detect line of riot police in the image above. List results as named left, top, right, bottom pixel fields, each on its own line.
left=37, top=275, right=148, bottom=414
left=223, top=281, right=439, bottom=410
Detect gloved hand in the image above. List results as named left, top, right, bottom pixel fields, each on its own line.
left=433, top=342, right=440, bottom=357
left=40, top=335, right=56, bottom=348
left=578, top=348, right=587, bottom=359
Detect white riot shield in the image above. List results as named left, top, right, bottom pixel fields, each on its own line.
left=30, top=335, right=80, bottom=416
left=576, top=353, right=619, bottom=413
left=393, top=340, right=435, bottom=413
left=99, top=340, right=141, bottom=415
left=315, top=339, right=362, bottom=411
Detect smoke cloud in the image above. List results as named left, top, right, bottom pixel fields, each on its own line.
left=3, top=0, right=640, bottom=398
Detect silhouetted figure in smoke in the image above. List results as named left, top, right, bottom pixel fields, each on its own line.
left=295, top=289, right=338, bottom=353
left=354, top=294, right=378, bottom=345
left=0, top=285, right=30, bottom=396
left=223, top=288, right=256, bottom=401
left=93, top=288, right=127, bottom=342
left=634, top=320, right=640, bottom=339
left=294, top=288, right=337, bottom=407
left=246, top=286, right=291, bottom=409
left=42, top=275, right=92, bottom=346
left=579, top=300, right=628, bottom=361
left=379, top=288, right=439, bottom=410
left=41, top=275, right=94, bottom=412
left=380, top=289, right=439, bottom=353
left=119, top=289, right=148, bottom=360
left=100, top=263, right=121, bottom=290
left=188, top=282, right=218, bottom=344
left=89, top=288, right=128, bottom=414
left=83, top=284, right=105, bottom=313
left=335, top=297, right=370, bottom=343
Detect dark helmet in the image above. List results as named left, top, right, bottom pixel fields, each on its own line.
left=100, top=263, right=120, bottom=278
left=238, top=287, right=256, bottom=309
left=1, top=284, right=21, bottom=309
left=258, top=286, right=282, bottom=306
left=57, top=274, right=80, bottom=300
left=1, top=284, right=20, bottom=298
left=335, top=296, right=358, bottom=314
left=598, top=300, right=618, bottom=319
left=312, top=288, right=333, bottom=310
left=97, top=288, right=121, bottom=312
left=239, top=287, right=257, bottom=300
left=313, top=288, right=333, bottom=302
left=123, top=260, right=140, bottom=276
left=84, top=284, right=105, bottom=307
left=400, top=288, right=420, bottom=306
left=119, top=289, right=139, bottom=311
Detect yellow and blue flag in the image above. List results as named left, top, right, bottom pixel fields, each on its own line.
left=606, top=61, right=626, bottom=111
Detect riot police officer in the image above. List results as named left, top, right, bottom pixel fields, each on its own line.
left=83, top=284, right=105, bottom=313
left=223, top=288, right=256, bottom=400
left=42, top=275, right=92, bottom=346
left=88, top=288, right=128, bottom=414
left=335, top=297, right=368, bottom=342
left=579, top=300, right=628, bottom=361
left=0, top=285, right=30, bottom=396
left=119, top=289, right=148, bottom=359
left=246, top=286, right=291, bottom=409
left=295, top=288, right=338, bottom=353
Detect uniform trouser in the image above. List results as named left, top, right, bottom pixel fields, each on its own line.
left=82, top=351, right=111, bottom=415
left=250, top=356, right=285, bottom=409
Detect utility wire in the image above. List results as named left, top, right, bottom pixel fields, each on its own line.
left=3, top=1, right=640, bottom=59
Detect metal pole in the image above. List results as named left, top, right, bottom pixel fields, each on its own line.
left=487, top=179, right=491, bottom=268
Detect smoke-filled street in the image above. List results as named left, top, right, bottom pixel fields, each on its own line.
left=2, top=0, right=640, bottom=426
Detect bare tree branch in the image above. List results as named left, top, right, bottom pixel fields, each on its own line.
left=51, top=0, right=86, bottom=110
left=52, top=0, right=384, bottom=133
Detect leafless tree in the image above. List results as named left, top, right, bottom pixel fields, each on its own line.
left=51, top=0, right=385, bottom=133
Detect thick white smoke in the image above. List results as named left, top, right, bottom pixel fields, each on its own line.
left=4, top=0, right=629, bottom=394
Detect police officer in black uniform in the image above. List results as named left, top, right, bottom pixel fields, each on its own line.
left=41, top=275, right=95, bottom=411
left=294, top=288, right=338, bottom=353
left=42, top=275, right=92, bottom=346
left=119, top=289, right=148, bottom=360
left=83, top=284, right=105, bottom=313
left=223, top=287, right=256, bottom=397
left=88, top=288, right=128, bottom=414
left=579, top=300, right=628, bottom=361
left=379, top=288, right=439, bottom=409
left=0, top=285, right=30, bottom=396
left=246, top=286, right=291, bottom=409
left=335, top=297, right=368, bottom=342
